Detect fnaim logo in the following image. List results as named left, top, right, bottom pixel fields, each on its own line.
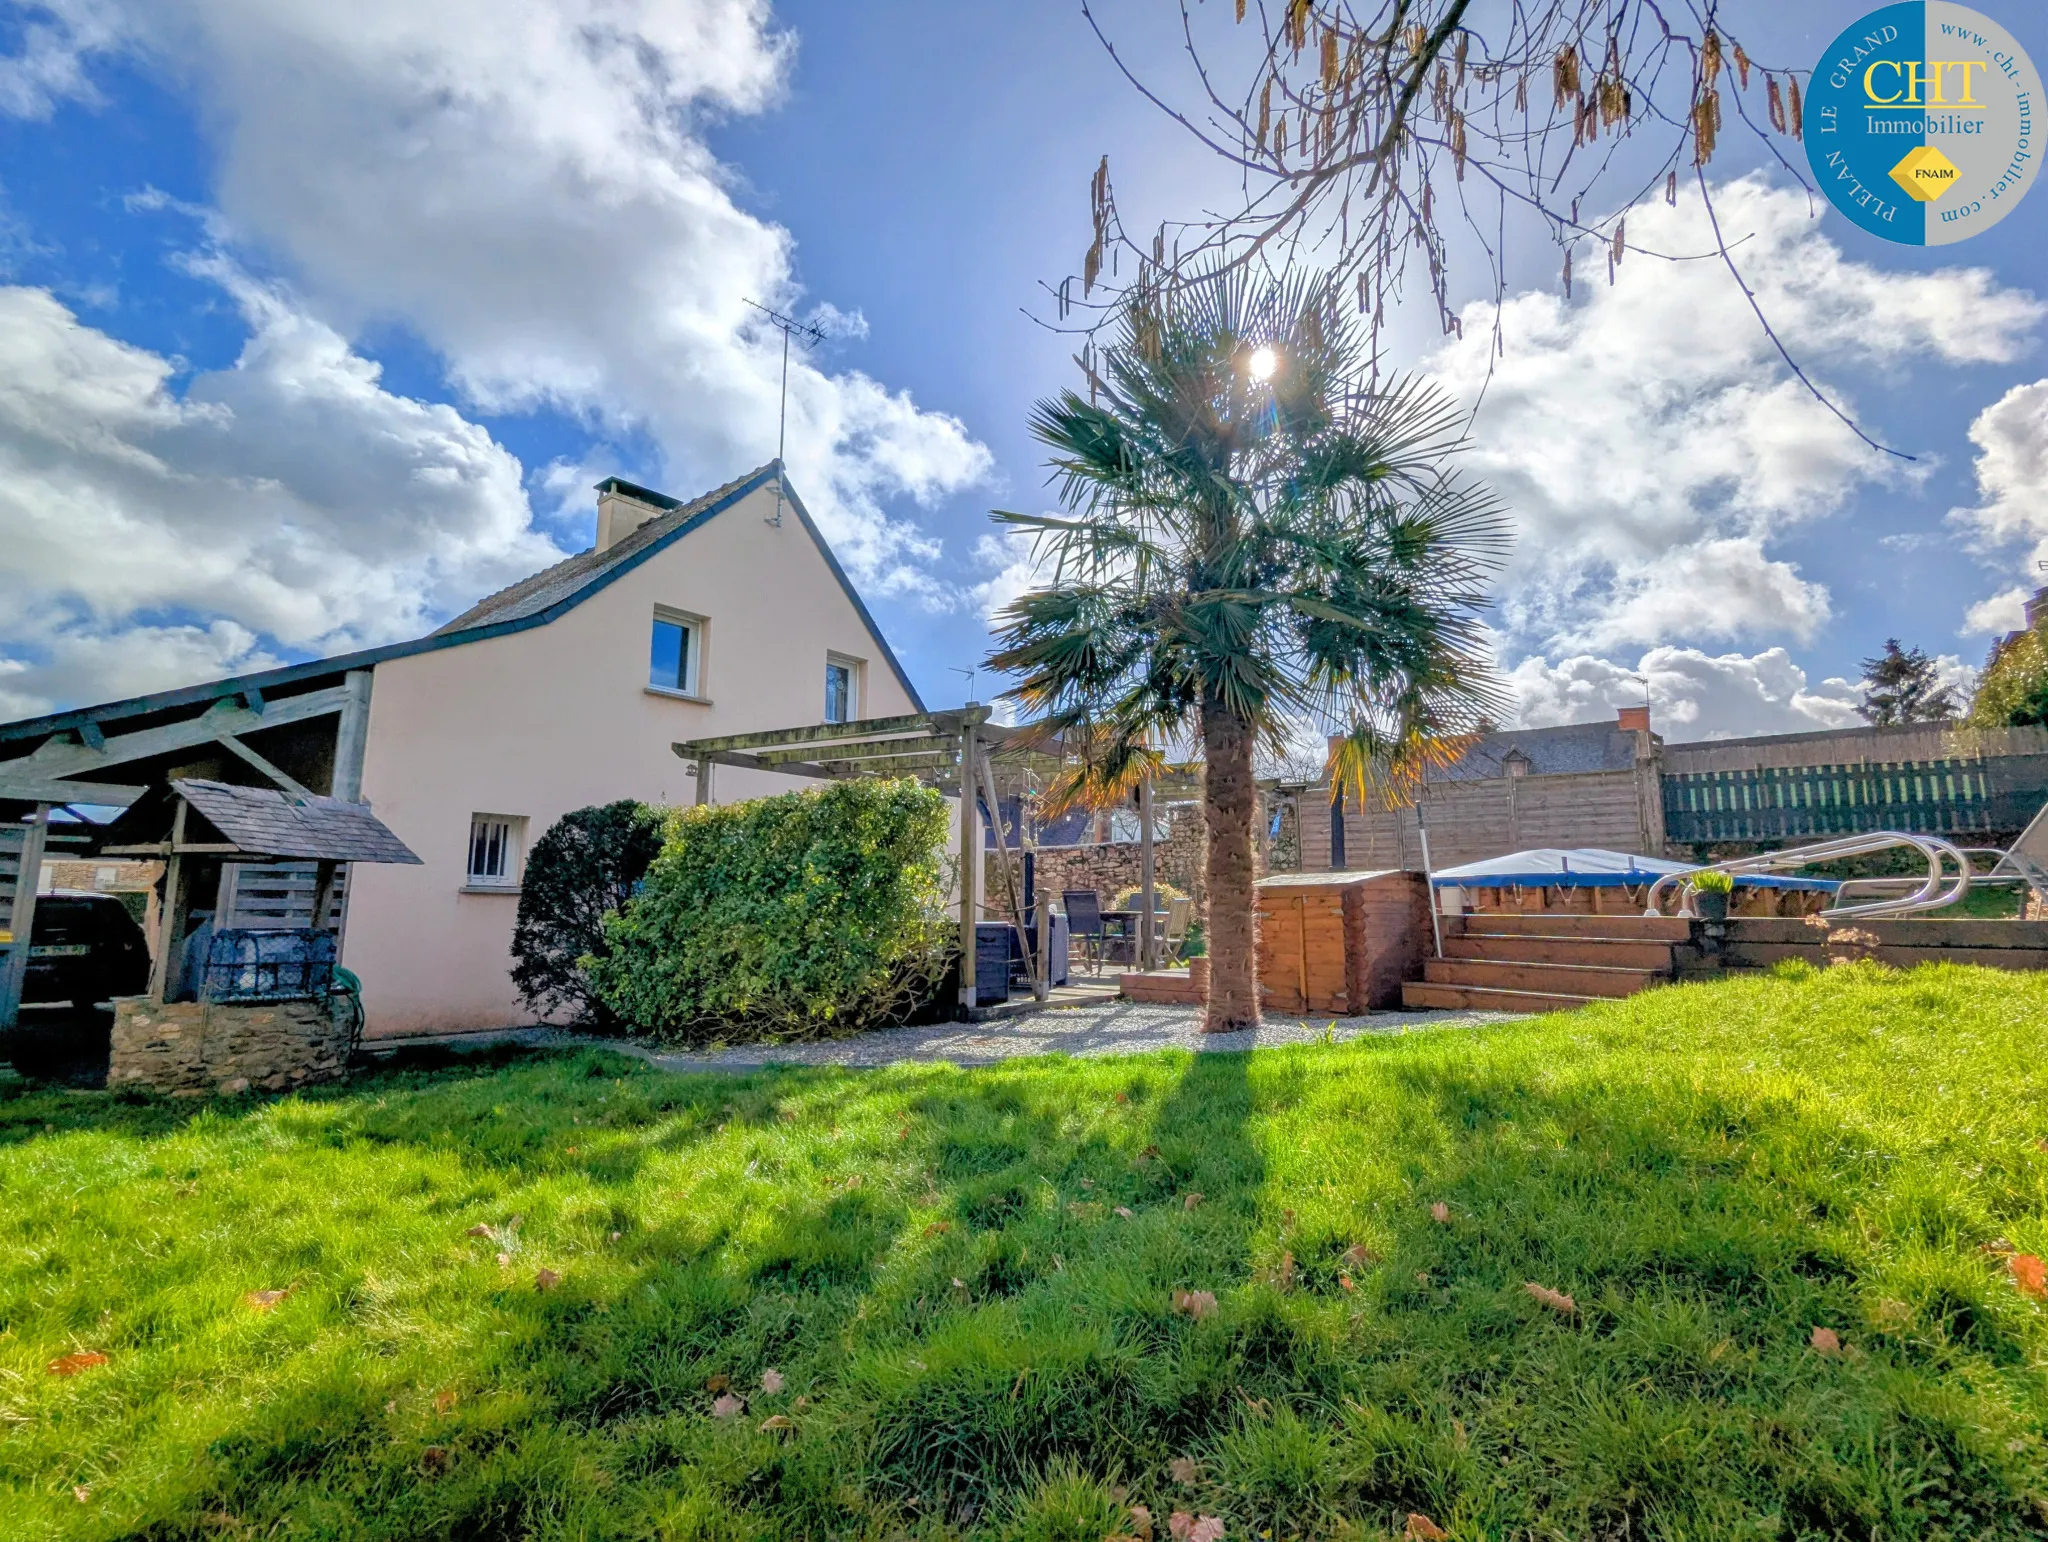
left=1809, top=3, right=2038, bottom=244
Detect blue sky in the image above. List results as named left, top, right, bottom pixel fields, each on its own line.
left=0, top=0, right=2044, bottom=742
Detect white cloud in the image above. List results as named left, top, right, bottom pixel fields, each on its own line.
left=0, top=0, right=120, bottom=118
left=1951, top=378, right=2048, bottom=617
left=0, top=278, right=556, bottom=716
left=1506, top=643, right=1979, bottom=741
left=1426, top=175, right=2043, bottom=654
left=1507, top=646, right=1863, bottom=740
left=69, top=0, right=989, bottom=598
left=1963, top=586, right=2030, bottom=637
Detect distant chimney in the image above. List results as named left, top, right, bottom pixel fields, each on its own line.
left=594, top=479, right=669, bottom=553
left=1617, top=704, right=1651, bottom=734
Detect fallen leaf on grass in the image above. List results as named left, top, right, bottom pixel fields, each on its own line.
left=73, top=1485, right=91, bottom=1503
left=923, top=1221, right=951, bottom=1238
left=1172, top=1289, right=1218, bottom=1321
left=243, top=1288, right=291, bottom=1313
left=1169, top=1456, right=1199, bottom=1485
left=1405, top=1514, right=1448, bottom=1541
left=710, top=1394, right=746, bottom=1418
left=757, top=1414, right=795, bottom=1433
left=435, top=1387, right=459, bottom=1414
left=464, top=1224, right=494, bottom=1239
left=495, top=1252, right=512, bottom=1268
left=1183, top=1192, right=1204, bottom=1212
left=607, top=1231, right=622, bottom=1245
left=1429, top=1202, right=1451, bottom=1224
left=534, top=1268, right=561, bottom=1291
left=2010, top=1253, right=2048, bottom=1298
left=1338, top=1273, right=1355, bottom=1291
left=420, top=1446, right=451, bottom=1475
left=1167, top=1512, right=1224, bottom=1541
left=1980, top=1236, right=2017, bottom=1257
left=1080, top=1177, right=1096, bottom=1189
left=47, top=1351, right=108, bottom=1377
left=705, top=1373, right=731, bottom=1394
left=1341, top=1243, right=1379, bottom=1269
left=1810, top=1326, right=1842, bottom=1355
left=1115, top=1206, right=1135, bottom=1220
left=1524, top=1282, right=1576, bottom=1316
left=1114, top=1091, right=1130, bottom=1105
left=1137, top=1144, right=1161, bottom=1163
left=761, top=1368, right=785, bottom=1394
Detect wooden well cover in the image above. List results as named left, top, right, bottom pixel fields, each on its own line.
left=1255, top=870, right=1430, bottom=1015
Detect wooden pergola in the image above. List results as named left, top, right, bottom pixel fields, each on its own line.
left=673, top=707, right=1206, bottom=1011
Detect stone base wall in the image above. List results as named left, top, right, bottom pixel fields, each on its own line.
left=110, top=994, right=353, bottom=1097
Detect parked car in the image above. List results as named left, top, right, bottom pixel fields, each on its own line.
left=24, top=891, right=151, bottom=1009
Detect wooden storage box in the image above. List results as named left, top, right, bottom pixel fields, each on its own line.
left=1255, top=869, right=1430, bottom=1015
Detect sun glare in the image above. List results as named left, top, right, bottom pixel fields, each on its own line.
left=1246, top=345, right=1278, bottom=382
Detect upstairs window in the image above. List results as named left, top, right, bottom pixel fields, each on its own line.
left=649, top=609, right=702, bottom=696
left=825, top=657, right=859, bottom=723
left=466, top=815, right=524, bottom=888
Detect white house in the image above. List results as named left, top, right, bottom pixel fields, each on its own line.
left=0, top=463, right=925, bottom=1037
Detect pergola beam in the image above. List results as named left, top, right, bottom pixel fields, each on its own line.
left=674, top=707, right=987, bottom=761
left=12, top=685, right=349, bottom=783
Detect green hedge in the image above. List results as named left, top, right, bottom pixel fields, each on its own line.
left=509, top=800, right=667, bottom=1028
left=588, top=778, right=954, bottom=1044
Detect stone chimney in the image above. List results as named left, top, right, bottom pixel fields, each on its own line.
left=594, top=478, right=671, bottom=553
left=1616, top=704, right=1651, bottom=734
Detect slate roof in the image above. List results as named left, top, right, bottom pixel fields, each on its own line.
left=436, top=465, right=770, bottom=633
left=1428, top=720, right=1647, bottom=782
left=174, top=779, right=424, bottom=864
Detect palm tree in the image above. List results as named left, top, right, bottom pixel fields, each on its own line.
left=986, top=267, right=1508, bottom=1032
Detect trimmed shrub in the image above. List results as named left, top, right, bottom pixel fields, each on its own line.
left=509, top=800, right=667, bottom=1027
left=589, top=778, right=953, bottom=1043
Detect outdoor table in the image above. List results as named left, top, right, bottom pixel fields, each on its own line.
left=1101, top=909, right=1166, bottom=966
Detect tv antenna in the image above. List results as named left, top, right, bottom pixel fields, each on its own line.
left=951, top=666, right=978, bottom=705
left=745, top=299, right=826, bottom=527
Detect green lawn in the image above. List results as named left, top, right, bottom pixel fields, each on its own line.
left=4, top=965, right=2048, bottom=1540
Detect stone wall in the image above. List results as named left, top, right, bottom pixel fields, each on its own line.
left=1029, top=805, right=1211, bottom=918
left=110, top=994, right=354, bottom=1096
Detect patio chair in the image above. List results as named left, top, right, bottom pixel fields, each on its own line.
left=1161, top=895, right=1193, bottom=965
left=1062, top=889, right=1131, bottom=970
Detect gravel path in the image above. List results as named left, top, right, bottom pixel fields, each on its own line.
left=383, top=1001, right=1523, bottom=1075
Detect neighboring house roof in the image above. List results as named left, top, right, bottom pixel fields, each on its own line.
left=1428, top=720, right=1648, bottom=781
left=0, top=461, right=924, bottom=747
left=174, top=779, right=423, bottom=864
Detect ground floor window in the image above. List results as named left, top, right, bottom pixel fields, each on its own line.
left=466, top=815, right=525, bottom=888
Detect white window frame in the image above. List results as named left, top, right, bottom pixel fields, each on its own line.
left=825, top=652, right=864, bottom=724
left=464, top=814, right=527, bottom=892
left=647, top=606, right=708, bottom=701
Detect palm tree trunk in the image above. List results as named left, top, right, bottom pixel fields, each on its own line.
left=1199, top=697, right=1261, bottom=1032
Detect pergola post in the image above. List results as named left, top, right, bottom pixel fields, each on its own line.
left=694, top=756, right=715, bottom=806
left=957, top=720, right=981, bottom=1011
left=1139, top=774, right=1156, bottom=971
left=333, top=669, right=373, bottom=802
left=0, top=803, right=49, bottom=1031
left=147, top=800, right=189, bottom=1004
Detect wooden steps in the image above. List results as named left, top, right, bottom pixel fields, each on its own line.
left=1401, top=912, right=1683, bottom=1013
left=1401, top=981, right=1603, bottom=1013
